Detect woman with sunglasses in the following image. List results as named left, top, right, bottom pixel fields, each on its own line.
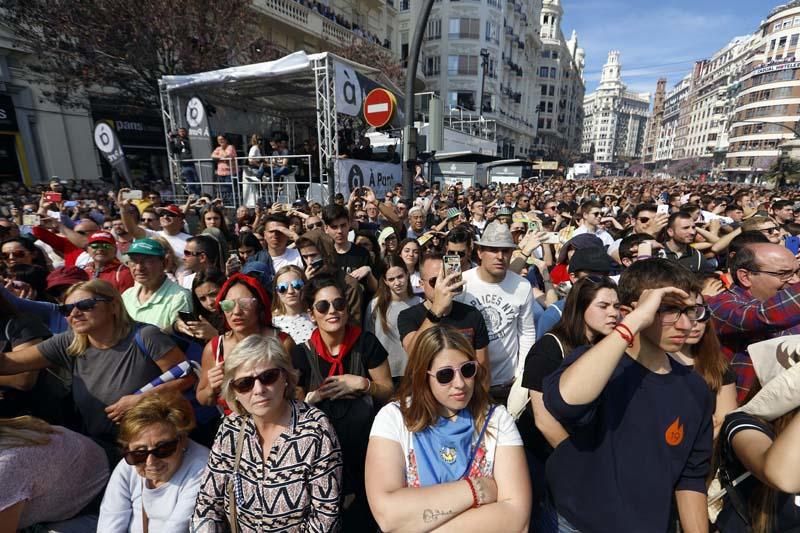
left=669, top=293, right=737, bottom=439
left=0, top=279, right=193, bottom=462
left=366, top=326, right=531, bottom=532
left=271, top=265, right=314, bottom=344
left=1, top=237, right=45, bottom=271
left=292, top=275, right=393, bottom=530
left=193, top=334, right=342, bottom=531
left=196, top=273, right=292, bottom=411
left=519, top=275, right=618, bottom=528
left=98, top=392, right=209, bottom=532
left=366, top=255, right=422, bottom=383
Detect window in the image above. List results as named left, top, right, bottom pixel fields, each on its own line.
left=539, top=66, right=549, bottom=77
left=549, top=67, right=557, bottom=78
left=401, top=0, right=409, bottom=10
left=792, top=34, right=799, bottom=46
left=425, top=18, right=441, bottom=40
left=552, top=51, right=558, bottom=59
left=447, top=55, right=478, bottom=75
left=448, top=90, right=476, bottom=110
left=540, top=84, right=547, bottom=95
left=546, top=101, right=553, bottom=113
left=425, top=55, right=441, bottom=75
left=774, top=23, right=782, bottom=31
left=449, top=18, right=479, bottom=39
left=541, top=50, right=551, bottom=59
left=485, top=20, right=499, bottom=43
left=549, top=85, right=555, bottom=96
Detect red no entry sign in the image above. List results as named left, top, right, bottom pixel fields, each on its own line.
left=363, top=88, right=397, bottom=128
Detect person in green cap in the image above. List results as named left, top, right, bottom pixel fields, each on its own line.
left=121, top=238, right=193, bottom=331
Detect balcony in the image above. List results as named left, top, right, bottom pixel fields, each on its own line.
left=254, top=0, right=388, bottom=49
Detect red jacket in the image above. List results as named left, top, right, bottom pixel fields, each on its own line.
left=32, top=226, right=83, bottom=267
left=83, top=260, right=134, bottom=293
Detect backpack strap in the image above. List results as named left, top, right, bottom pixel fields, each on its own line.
left=460, top=404, right=497, bottom=479
left=132, top=325, right=147, bottom=356
left=544, top=333, right=565, bottom=360
left=719, top=436, right=753, bottom=531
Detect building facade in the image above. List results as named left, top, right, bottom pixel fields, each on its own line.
left=724, top=2, right=800, bottom=180
left=581, top=51, right=650, bottom=164
left=653, top=74, right=691, bottom=165
left=642, top=78, right=666, bottom=164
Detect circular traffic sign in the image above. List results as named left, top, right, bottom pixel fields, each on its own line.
left=363, top=88, right=396, bottom=128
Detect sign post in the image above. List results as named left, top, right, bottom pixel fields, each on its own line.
left=363, top=89, right=397, bottom=128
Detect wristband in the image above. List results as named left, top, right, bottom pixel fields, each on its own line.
left=363, top=378, right=372, bottom=395
left=426, top=308, right=442, bottom=323
left=614, top=324, right=634, bottom=347
left=465, top=478, right=479, bottom=508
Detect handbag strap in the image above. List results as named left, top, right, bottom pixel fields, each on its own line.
left=460, top=404, right=497, bottom=479
left=225, top=418, right=248, bottom=533
left=141, top=478, right=149, bottom=533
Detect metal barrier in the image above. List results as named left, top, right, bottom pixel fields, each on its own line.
left=170, top=154, right=315, bottom=208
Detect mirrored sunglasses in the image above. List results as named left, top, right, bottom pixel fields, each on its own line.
left=276, top=279, right=304, bottom=293
left=219, top=297, right=258, bottom=313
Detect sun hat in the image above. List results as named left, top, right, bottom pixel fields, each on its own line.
left=475, top=221, right=516, bottom=249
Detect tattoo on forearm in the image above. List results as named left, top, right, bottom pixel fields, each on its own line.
left=422, top=508, right=454, bottom=523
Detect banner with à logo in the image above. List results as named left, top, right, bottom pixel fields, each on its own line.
left=93, top=121, right=133, bottom=186
left=333, top=61, right=405, bottom=127
left=184, top=96, right=215, bottom=187
left=335, top=159, right=402, bottom=199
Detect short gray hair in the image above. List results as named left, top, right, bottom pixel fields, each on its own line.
left=221, top=334, right=299, bottom=415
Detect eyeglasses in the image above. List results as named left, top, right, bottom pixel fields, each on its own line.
left=160, top=213, right=176, bottom=219
left=230, top=368, right=283, bottom=393
left=657, top=304, right=708, bottom=325
left=2, top=250, right=28, bottom=259
left=313, top=297, right=347, bottom=314
left=123, top=439, right=180, bottom=465
left=276, top=279, right=304, bottom=293
left=748, top=268, right=800, bottom=282
left=183, top=250, right=205, bottom=257
left=637, top=216, right=651, bottom=224
left=589, top=211, right=602, bottom=217
left=427, top=360, right=479, bottom=385
left=89, top=242, right=113, bottom=250
left=142, top=217, right=158, bottom=223
left=447, top=250, right=467, bottom=257
left=219, top=297, right=258, bottom=313
left=758, top=226, right=780, bottom=235
left=58, top=296, right=112, bottom=316
left=306, top=222, right=323, bottom=230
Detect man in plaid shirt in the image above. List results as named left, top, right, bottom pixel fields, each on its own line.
left=708, top=242, right=800, bottom=403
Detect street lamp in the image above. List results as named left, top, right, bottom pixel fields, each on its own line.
left=479, top=48, right=490, bottom=115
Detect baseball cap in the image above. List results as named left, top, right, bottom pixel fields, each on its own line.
left=445, top=207, right=461, bottom=220
left=568, top=247, right=613, bottom=274
left=475, top=221, right=516, bottom=249
left=378, top=226, right=396, bottom=245
left=557, top=233, right=605, bottom=264
left=127, top=238, right=165, bottom=257
left=46, top=266, right=89, bottom=291
left=87, top=231, right=116, bottom=246
left=156, top=204, right=184, bottom=218
left=241, top=261, right=270, bottom=286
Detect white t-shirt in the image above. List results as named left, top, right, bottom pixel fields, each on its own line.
left=98, top=440, right=209, bottom=533
left=144, top=229, right=191, bottom=267
left=271, top=247, right=304, bottom=272
left=456, top=268, right=535, bottom=385
left=370, top=402, right=522, bottom=487
left=571, top=225, right=614, bottom=248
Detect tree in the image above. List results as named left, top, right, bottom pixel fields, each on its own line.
left=764, top=155, right=800, bottom=187
left=333, top=39, right=405, bottom=89
left=2, top=0, right=273, bottom=107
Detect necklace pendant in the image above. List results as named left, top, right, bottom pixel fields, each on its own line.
left=440, top=446, right=457, bottom=465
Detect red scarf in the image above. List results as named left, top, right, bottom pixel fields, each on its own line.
left=309, top=325, right=362, bottom=377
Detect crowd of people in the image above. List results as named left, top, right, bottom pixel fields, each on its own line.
left=1, top=173, right=800, bottom=532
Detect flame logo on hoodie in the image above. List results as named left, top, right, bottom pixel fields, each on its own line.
left=665, top=417, right=684, bottom=447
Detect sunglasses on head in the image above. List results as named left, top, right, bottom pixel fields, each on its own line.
left=313, top=297, right=347, bottom=314
left=58, top=296, right=112, bottom=316
left=276, top=279, right=304, bottom=293
left=230, top=368, right=283, bottom=393
left=219, top=297, right=258, bottom=313
left=123, top=439, right=180, bottom=465
left=428, top=360, right=479, bottom=385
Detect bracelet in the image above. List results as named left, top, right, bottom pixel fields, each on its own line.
left=465, top=478, right=479, bottom=508
left=363, top=378, right=372, bottom=395
left=616, top=323, right=634, bottom=340
left=613, top=324, right=634, bottom=347
left=635, top=255, right=652, bottom=260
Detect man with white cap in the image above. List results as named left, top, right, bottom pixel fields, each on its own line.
left=457, top=221, right=535, bottom=404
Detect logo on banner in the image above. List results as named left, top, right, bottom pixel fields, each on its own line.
left=348, top=164, right=365, bottom=190
left=186, top=97, right=205, bottom=128
left=94, top=122, right=117, bottom=155
left=334, top=62, right=363, bottom=117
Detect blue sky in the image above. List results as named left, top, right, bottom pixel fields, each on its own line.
left=562, top=0, right=773, bottom=98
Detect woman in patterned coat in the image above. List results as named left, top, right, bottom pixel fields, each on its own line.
left=191, top=334, right=343, bottom=532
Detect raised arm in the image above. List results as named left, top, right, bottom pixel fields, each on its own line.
left=116, top=190, right=146, bottom=239
left=0, top=344, right=52, bottom=375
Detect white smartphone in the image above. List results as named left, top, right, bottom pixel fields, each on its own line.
left=443, top=254, right=463, bottom=292
left=657, top=204, right=669, bottom=215
left=121, top=190, right=143, bottom=201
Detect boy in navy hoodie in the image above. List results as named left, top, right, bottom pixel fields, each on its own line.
left=543, top=259, right=713, bottom=532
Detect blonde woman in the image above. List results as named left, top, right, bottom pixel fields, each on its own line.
left=149, top=234, right=180, bottom=281
left=271, top=265, right=314, bottom=344
left=98, top=392, right=209, bottom=532
left=0, top=279, right=193, bottom=459
left=0, top=416, right=109, bottom=530
left=192, top=335, right=343, bottom=532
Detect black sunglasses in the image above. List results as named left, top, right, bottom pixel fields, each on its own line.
left=123, top=439, right=180, bottom=465
left=58, top=296, right=112, bottom=316
left=428, top=360, right=479, bottom=385
left=313, top=297, right=347, bottom=314
left=230, top=368, right=283, bottom=393
left=447, top=250, right=467, bottom=257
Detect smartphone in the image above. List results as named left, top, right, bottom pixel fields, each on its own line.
left=310, top=257, right=324, bottom=271
left=44, top=192, right=62, bottom=203
left=22, top=214, right=40, bottom=226
left=121, top=190, right=143, bottom=201
left=527, top=221, right=540, bottom=233
left=657, top=204, right=669, bottom=215
left=443, top=254, right=463, bottom=292
left=178, top=311, right=198, bottom=323
left=63, top=200, right=79, bottom=208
